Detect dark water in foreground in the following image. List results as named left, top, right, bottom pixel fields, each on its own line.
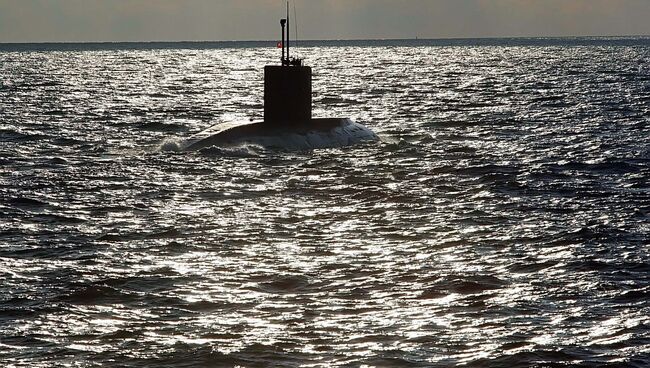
left=1, top=38, right=649, bottom=367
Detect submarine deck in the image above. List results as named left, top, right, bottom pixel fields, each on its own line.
left=184, top=118, right=378, bottom=151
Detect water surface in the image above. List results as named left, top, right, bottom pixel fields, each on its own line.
left=1, top=38, right=649, bottom=367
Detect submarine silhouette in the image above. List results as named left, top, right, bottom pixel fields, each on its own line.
left=181, top=12, right=378, bottom=151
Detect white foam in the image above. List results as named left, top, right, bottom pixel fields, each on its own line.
left=157, top=138, right=185, bottom=152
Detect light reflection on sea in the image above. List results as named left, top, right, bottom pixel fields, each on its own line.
left=1, top=39, right=649, bottom=367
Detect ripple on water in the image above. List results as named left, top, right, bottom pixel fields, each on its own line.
left=1, top=40, right=649, bottom=367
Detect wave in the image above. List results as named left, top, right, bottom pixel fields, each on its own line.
left=138, top=121, right=189, bottom=132
left=0, top=129, right=48, bottom=142
left=7, top=197, right=49, bottom=208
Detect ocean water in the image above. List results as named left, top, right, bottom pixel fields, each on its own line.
left=1, top=38, right=649, bottom=367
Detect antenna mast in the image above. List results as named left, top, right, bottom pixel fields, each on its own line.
left=280, top=19, right=286, bottom=65
left=286, top=1, right=290, bottom=63
left=278, top=1, right=302, bottom=67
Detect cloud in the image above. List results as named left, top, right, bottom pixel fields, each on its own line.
left=0, top=0, right=648, bottom=42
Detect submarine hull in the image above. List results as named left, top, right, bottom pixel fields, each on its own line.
left=184, top=118, right=378, bottom=151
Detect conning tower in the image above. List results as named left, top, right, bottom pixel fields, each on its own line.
left=264, top=6, right=311, bottom=124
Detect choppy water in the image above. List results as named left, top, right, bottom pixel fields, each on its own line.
left=1, top=38, right=649, bottom=367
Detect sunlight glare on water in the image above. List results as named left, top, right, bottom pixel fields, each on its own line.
left=1, top=38, right=649, bottom=367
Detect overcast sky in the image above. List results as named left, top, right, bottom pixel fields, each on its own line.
left=1, top=0, right=649, bottom=43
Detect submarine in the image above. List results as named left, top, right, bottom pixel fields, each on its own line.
left=180, top=9, right=378, bottom=152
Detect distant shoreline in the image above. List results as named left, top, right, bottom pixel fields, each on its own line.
left=1, top=36, right=649, bottom=51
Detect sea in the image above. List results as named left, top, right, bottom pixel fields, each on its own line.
left=1, top=38, right=649, bottom=367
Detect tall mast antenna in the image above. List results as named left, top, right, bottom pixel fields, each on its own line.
left=280, top=18, right=286, bottom=64
left=286, top=1, right=290, bottom=63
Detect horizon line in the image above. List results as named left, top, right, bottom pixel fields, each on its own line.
left=1, top=34, right=649, bottom=45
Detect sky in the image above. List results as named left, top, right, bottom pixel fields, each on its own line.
left=1, top=0, right=649, bottom=43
